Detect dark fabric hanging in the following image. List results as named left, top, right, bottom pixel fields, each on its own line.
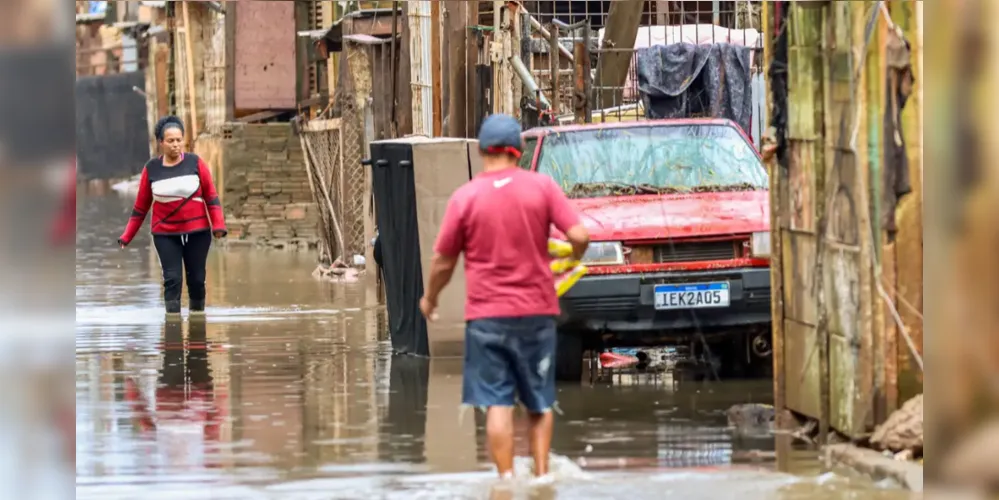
left=635, top=43, right=754, bottom=136
left=882, top=29, right=914, bottom=240
left=369, top=142, right=431, bottom=357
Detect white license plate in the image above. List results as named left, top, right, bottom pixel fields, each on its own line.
left=654, top=282, right=730, bottom=310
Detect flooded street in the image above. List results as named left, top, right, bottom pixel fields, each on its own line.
left=76, top=193, right=915, bottom=499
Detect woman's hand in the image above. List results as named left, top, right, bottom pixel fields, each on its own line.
left=117, top=238, right=127, bottom=249
left=212, top=230, right=226, bottom=239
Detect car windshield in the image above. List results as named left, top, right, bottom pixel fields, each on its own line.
left=535, top=124, right=768, bottom=199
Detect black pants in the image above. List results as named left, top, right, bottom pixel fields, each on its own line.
left=153, top=231, right=212, bottom=303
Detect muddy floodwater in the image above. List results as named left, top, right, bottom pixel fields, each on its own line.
left=76, top=194, right=916, bottom=499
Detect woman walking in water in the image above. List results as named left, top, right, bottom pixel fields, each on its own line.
left=118, top=116, right=227, bottom=316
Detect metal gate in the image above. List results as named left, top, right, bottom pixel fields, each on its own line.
left=506, top=1, right=768, bottom=148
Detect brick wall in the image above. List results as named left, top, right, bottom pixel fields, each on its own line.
left=220, top=123, right=320, bottom=250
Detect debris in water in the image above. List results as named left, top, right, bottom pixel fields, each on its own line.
left=312, top=258, right=363, bottom=283
left=600, top=347, right=680, bottom=370
left=599, top=351, right=639, bottom=368
left=726, top=403, right=776, bottom=436
left=111, top=174, right=142, bottom=197
left=870, top=394, right=922, bottom=458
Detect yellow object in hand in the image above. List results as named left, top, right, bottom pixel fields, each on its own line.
left=548, top=239, right=574, bottom=258
left=549, top=257, right=578, bottom=275
left=554, top=263, right=587, bottom=298
left=549, top=239, right=587, bottom=297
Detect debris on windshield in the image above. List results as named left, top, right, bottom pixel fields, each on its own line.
left=689, top=182, right=763, bottom=193
left=566, top=181, right=762, bottom=198
left=567, top=182, right=680, bottom=197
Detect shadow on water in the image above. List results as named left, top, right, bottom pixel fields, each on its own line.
left=76, top=194, right=915, bottom=499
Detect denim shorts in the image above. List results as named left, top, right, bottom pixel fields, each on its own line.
left=462, top=315, right=557, bottom=414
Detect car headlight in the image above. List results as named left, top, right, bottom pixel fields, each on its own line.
left=581, top=241, right=624, bottom=266
left=751, top=231, right=771, bottom=257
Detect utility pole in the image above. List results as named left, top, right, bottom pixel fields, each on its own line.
left=595, top=0, right=643, bottom=110
left=445, top=1, right=467, bottom=137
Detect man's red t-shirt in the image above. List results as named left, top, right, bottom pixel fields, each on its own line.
left=434, top=167, right=581, bottom=321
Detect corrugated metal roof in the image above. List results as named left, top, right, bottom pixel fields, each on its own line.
left=297, top=29, right=329, bottom=40
left=343, top=34, right=392, bottom=46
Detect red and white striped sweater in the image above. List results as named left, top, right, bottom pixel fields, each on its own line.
left=119, top=153, right=227, bottom=245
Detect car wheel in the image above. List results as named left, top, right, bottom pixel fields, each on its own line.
left=555, top=329, right=584, bottom=382
left=713, top=340, right=749, bottom=379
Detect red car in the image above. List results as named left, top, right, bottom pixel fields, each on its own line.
left=521, top=119, right=772, bottom=381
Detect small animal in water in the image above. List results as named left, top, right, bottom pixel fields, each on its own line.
left=726, top=403, right=776, bottom=436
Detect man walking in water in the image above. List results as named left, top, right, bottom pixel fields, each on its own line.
left=419, top=114, right=589, bottom=481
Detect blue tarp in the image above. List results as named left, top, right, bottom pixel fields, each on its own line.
left=88, top=1, right=108, bottom=15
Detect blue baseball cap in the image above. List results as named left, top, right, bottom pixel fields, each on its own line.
left=477, top=114, right=523, bottom=158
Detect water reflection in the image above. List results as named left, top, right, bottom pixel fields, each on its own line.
left=378, top=356, right=430, bottom=466
left=76, top=193, right=913, bottom=499
left=121, top=319, right=225, bottom=473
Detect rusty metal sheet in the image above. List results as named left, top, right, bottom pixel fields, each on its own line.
left=348, top=12, right=401, bottom=37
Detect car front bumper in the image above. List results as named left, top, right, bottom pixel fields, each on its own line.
left=559, top=267, right=772, bottom=335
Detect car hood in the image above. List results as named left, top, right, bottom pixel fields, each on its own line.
left=567, top=190, right=770, bottom=241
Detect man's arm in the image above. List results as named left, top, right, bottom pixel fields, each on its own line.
left=564, top=225, right=590, bottom=262
left=425, top=253, right=459, bottom=306
left=548, top=179, right=589, bottom=260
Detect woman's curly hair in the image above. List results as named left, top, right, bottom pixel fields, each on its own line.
left=154, top=115, right=185, bottom=141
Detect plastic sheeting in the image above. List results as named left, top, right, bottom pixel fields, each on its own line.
left=596, top=24, right=761, bottom=102
left=635, top=43, right=754, bottom=137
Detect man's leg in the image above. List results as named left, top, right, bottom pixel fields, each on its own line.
left=486, top=406, right=515, bottom=476
left=462, top=319, right=517, bottom=477
left=510, top=316, right=558, bottom=477
left=528, top=409, right=554, bottom=476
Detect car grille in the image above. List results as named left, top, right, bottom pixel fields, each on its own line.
left=563, top=296, right=639, bottom=313
left=744, top=288, right=772, bottom=305
left=652, top=241, right=738, bottom=263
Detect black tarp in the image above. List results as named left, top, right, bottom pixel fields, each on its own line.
left=635, top=43, right=754, bottom=135
left=369, top=142, right=430, bottom=357
left=75, top=71, right=150, bottom=180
